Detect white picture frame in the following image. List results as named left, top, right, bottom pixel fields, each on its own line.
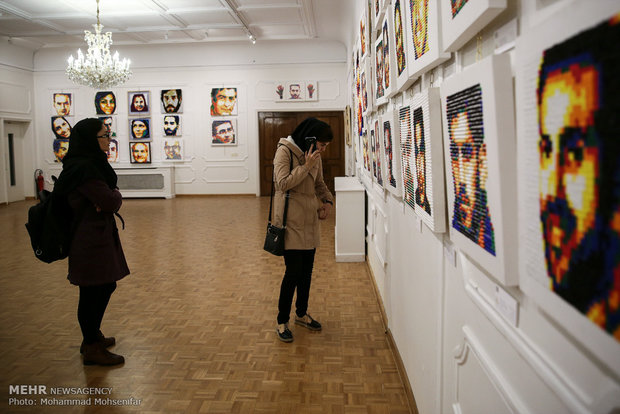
left=382, top=109, right=403, bottom=198
left=440, top=0, right=506, bottom=52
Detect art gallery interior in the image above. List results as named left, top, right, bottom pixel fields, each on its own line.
left=1, top=0, right=619, bottom=413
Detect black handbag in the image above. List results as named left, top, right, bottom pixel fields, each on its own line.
left=264, top=148, right=292, bottom=256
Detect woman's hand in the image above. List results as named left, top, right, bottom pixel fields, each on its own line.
left=318, top=202, right=332, bottom=220
left=304, top=144, right=321, bottom=169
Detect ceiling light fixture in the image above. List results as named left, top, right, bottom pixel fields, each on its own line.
left=66, top=0, right=132, bottom=89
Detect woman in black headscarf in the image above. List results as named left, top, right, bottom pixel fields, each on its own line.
left=271, top=117, right=334, bottom=343
left=54, top=118, right=129, bottom=366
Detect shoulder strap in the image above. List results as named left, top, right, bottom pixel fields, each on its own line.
left=268, top=147, right=293, bottom=227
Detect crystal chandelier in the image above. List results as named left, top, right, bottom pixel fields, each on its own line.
left=66, top=0, right=132, bottom=89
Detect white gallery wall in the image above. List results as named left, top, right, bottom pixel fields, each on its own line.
left=350, top=0, right=620, bottom=414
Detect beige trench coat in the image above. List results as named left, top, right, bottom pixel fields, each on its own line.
left=272, top=137, right=334, bottom=250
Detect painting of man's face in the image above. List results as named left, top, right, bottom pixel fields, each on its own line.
left=163, top=115, right=180, bottom=136
left=211, top=88, right=238, bottom=115
left=53, top=93, right=71, bottom=116
left=107, top=139, right=119, bottom=162
left=412, top=0, right=429, bottom=59
left=161, top=89, right=182, bottom=113
left=395, top=0, right=406, bottom=75
left=53, top=139, right=69, bottom=162
left=164, top=140, right=182, bottom=160
left=130, top=142, right=150, bottom=163
left=289, top=85, right=301, bottom=99
left=212, top=120, right=236, bottom=145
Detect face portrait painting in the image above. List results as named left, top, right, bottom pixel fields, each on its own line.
left=211, top=120, right=236, bottom=145
left=395, top=0, right=406, bottom=76
left=164, top=140, right=182, bottom=160
left=130, top=119, right=150, bottom=139
left=412, top=0, right=429, bottom=59
left=95, top=91, right=116, bottom=115
left=413, top=107, right=431, bottom=215
left=163, top=115, right=180, bottom=136
left=289, top=84, right=302, bottom=100
left=129, top=92, right=149, bottom=114
left=537, top=15, right=620, bottom=338
left=99, top=117, right=115, bottom=136
left=107, top=139, right=119, bottom=162
left=383, top=20, right=391, bottom=89
left=161, top=89, right=182, bottom=113
left=53, top=139, right=69, bottom=162
left=53, top=93, right=72, bottom=116
left=130, top=142, right=150, bottom=164
left=210, top=88, right=238, bottom=116
left=51, top=116, right=72, bottom=140
left=447, top=84, right=495, bottom=255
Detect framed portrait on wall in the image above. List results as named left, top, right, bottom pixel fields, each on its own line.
left=360, top=8, right=369, bottom=60
left=160, top=89, right=183, bottom=114
left=163, top=115, right=182, bottom=137
left=284, top=82, right=305, bottom=101
left=440, top=0, right=506, bottom=52
left=51, top=116, right=72, bottom=140
left=410, top=87, right=446, bottom=233
left=382, top=110, right=402, bottom=198
left=52, top=92, right=73, bottom=116
left=129, top=141, right=151, bottom=164
left=52, top=139, right=69, bottom=163
left=128, top=91, right=150, bottom=115
left=516, top=0, right=620, bottom=373
left=373, top=0, right=386, bottom=31
left=392, top=0, right=412, bottom=92
left=129, top=118, right=151, bottom=140
left=375, top=33, right=386, bottom=105
left=362, top=128, right=371, bottom=175
left=381, top=10, right=396, bottom=101
left=99, top=116, right=117, bottom=138
left=107, top=138, right=119, bottom=163
left=210, top=87, right=237, bottom=116
left=399, top=104, right=416, bottom=211
left=95, top=91, right=116, bottom=115
left=440, top=53, right=517, bottom=286
left=405, top=0, right=450, bottom=81
left=211, top=118, right=237, bottom=146
left=163, top=139, right=183, bottom=161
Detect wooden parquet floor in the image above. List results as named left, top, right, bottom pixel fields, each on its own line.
left=0, top=196, right=412, bottom=414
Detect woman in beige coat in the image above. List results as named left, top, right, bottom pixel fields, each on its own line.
left=273, top=118, right=334, bottom=342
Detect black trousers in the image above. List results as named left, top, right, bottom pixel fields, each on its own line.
left=277, top=249, right=316, bottom=324
left=77, top=282, right=117, bottom=344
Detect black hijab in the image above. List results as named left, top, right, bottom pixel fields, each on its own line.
left=291, top=117, right=334, bottom=151
left=54, top=118, right=117, bottom=195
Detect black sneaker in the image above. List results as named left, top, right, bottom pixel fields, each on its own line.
left=276, top=323, right=294, bottom=342
left=294, top=314, right=322, bottom=331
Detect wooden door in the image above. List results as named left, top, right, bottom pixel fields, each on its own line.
left=258, top=111, right=344, bottom=196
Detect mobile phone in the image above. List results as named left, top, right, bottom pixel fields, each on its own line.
left=305, top=136, right=317, bottom=149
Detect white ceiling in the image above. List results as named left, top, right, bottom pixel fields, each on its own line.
left=0, top=0, right=356, bottom=50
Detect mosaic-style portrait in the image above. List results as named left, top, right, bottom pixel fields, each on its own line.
left=163, top=115, right=181, bottom=137
left=53, top=139, right=69, bottom=162
left=375, top=36, right=385, bottom=100
left=361, top=70, right=369, bottom=114
left=413, top=107, right=431, bottom=215
left=129, top=118, right=151, bottom=140
left=95, top=91, right=116, bottom=115
left=128, top=91, right=150, bottom=115
left=535, top=15, right=620, bottom=338
left=285, top=83, right=305, bottom=101
left=374, top=119, right=384, bottom=187
left=382, top=110, right=402, bottom=197
left=446, top=84, right=495, bottom=255
left=98, top=116, right=117, bottom=137
left=394, top=0, right=407, bottom=76
left=52, top=93, right=72, bottom=116
left=412, top=0, right=430, bottom=59
left=160, top=89, right=183, bottom=114
left=163, top=139, right=183, bottom=160
left=360, top=11, right=368, bottom=58
left=107, top=139, right=119, bottom=163
left=399, top=105, right=416, bottom=210
left=451, top=0, right=469, bottom=17
left=130, top=141, right=151, bottom=164
left=51, top=116, right=72, bottom=140
left=211, top=118, right=237, bottom=146
left=362, top=129, right=370, bottom=173
left=382, top=18, right=392, bottom=91
left=406, top=0, right=449, bottom=80
left=211, top=87, right=238, bottom=115
left=441, top=0, right=506, bottom=52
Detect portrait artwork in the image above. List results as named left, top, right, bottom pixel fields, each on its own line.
left=517, top=4, right=620, bottom=354
left=130, top=141, right=151, bottom=164
left=382, top=110, right=402, bottom=197
left=440, top=0, right=506, bottom=52
left=53, top=139, right=69, bottom=163
left=210, top=87, right=238, bottom=115
left=51, top=116, right=72, bottom=140
left=285, top=82, right=305, bottom=101
left=399, top=105, right=416, bottom=211
left=451, top=0, right=469, bottom=17
left=362, top=129, right=371, bottom=174
left=360, top=9, right=368, bottom=59
left=441, top=53, right=517, bottom=286
left=99, top=116, right=117, bottom=137
left=375, top=35, right=385, bottom=102
left=381, top=13, right=394, bottom=100
left=374, top=118, right=384, bottom=188
left=393, top=0, right=409, bottom=91
left=52, top=93, right=72, bottom=116
left=163, top=139, right=183, bottom=161
left=95, top=91, right=116, bottom=115
left=129, top=118, right=151, bottom=140
left=160, top=89, right=183, bottom=114
left=211, top=118, right=237, bottom=146
left=163, top=115, right=182, bottom=137
left=128, top=91, right=150, bottom=115
left=107, top=139, right=119, bottom=163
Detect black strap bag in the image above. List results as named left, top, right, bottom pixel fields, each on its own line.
left=264, top=148, right=292, bottom=256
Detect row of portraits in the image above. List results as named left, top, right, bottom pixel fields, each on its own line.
left=354, top=5, right=620, bottom=363
left=50, top=115, right=184, bottom=140
left=52, top=87, right=239, bottom=117
left=53, top=139, right=182, bottom=164
left=274, top=81, right=318, bottom=102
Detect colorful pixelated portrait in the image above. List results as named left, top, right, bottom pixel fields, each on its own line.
left=360, top=14, right=367, bottom=57
left=52, top=93, right=72, bottom=116
left=394, top=0, right=407, bottom=76
left=211, top=119, right=237, bottom=146
left=98, top=116, right=116, bottom=137
left=51, top=116, right=72, bottom=140
left=361, top=71, right=368, bottom=113
left=211, top=87, right=238, bottom=115
left=536, top=15, right=620, bottom=338
left=53, top=139, right=69, bottom=162
left=129, top=118, right=151, bottom=140
left=95, top=91, right=116, bottom=115
left=446, top=84, right=495, bottom=255
left=163, top=115, right=181, bottom=137
left=375, top=37, right=385, bottom=99
left=400, top=105, right=416, bottom=210
left=130, top=142, right=151, bottom=164
left=413, top=107, right=431, bottom=215
left=411, top=0, right=430, bottom=59
left=164, top=139, right=183, bottom=160
left=160, top=89, right=183, bottom=114
left=128, top=91, right=150, bottom=115
left=451, top=0, right=468, bottom=18
left=107, top=139, right=119, bottom=163
left=382, top=19, right=391, bottom=90
left=383, top=120, right=397, bottom=189
left=375, top=120, right=384, bottom=186
left=362, top=130, right=370, bottom=173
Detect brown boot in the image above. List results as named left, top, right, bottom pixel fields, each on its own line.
left=82, top=342, right=124, bottom=366
left=80, top=331, right=116, bottom=354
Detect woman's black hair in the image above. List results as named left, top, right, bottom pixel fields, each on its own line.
left=291, top=117, right=333, bottom=151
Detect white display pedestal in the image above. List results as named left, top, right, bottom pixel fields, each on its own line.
left=116, top=166, right=175, bottom=199
left=335, top=176, right=365, bottom=262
